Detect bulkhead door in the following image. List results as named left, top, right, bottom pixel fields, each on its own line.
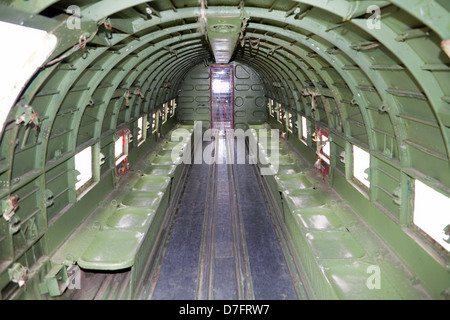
left=210, top=65, right=234, bottom=132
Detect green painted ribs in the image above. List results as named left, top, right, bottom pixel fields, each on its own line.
left=0, top=0, right=448, bottom=300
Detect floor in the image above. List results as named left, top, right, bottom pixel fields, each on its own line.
left=144, top=136, right=299, bottom=300
left=58, top=127, right=431, bottom=300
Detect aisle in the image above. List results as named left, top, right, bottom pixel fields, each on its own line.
left=145, top=136, right=298, bottom=300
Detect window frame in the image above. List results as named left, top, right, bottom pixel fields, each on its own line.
left=74, top=146, right=93, bottom=195
left=136, top=115, right=146, bottom=146
left=413, top=179, right=450, bottom=252
left=151, top=112, right=157, bottom=133
left=315, top=127, right=330, bottom=165
left=276, top=103, right=282, bottom=124
left=301, top=116, right=308, bottom=144
left=352, top=144, right=371, bottom=189
left=115, top=129, right=129, bottom=166
left=162, top=102, right=168, bottom=124
left=170, top=98, right=176, bottom=118
left=269, top=99, right=274, bottom=117
left=288, top=112, right=293, bottom=133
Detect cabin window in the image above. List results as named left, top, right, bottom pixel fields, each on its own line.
left=115, top=136, right=124, bottom=161
left=137, top=117, right=143, bottom=141
left=316, top=128, right=330, bottom=164
left=313, top=127, right=330, bottom=176
left=413, top=180, right=450, bottom=252
left=288, top=113, right=293, bottom=132
left=277, top=103, right=282, bottom=123
left=152, top=113, right=157, bottom=133
left=115, top=130, right=129, bottom=166
left=301, top=116, right=308, bottom=144
left=271, top=100, right=277, bottom=118
left=137, top=116, right=146, bottom=146
left=322, top=140, right=330, bottom=159
left=167, top=101, right=173, bottom=118
left=170, top=99, right=176, bottom=118
left=353, top=145, right=370, bottom=188
left=0, top=21, right=57, bottom=115
left=74, top=146, right=93, bottom=191
left=115, top=130, right=130, bottom=176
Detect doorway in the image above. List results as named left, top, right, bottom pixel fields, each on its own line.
left=210, top=65, right=234, bottom=133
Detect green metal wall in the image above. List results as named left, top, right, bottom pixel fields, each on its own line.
left=0, top=0, right=448, bottom=299
left=177, top=62, right=267, bottom=129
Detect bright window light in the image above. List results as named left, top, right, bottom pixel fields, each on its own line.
left=413, top=180, right=450, bottom=252
left=212, top=79, right=231, bottom=93
left=115, top=136, right=124, bottom=159
left=315, top=128, right=330, bottom=164
left=115, top=133, right=129, bottom=166
left=301, top=116, right=308, bottom=141
left=75, top=146, right=92, bottom=190
left=277, top=104, right=282, bottom=123
left=171, top=99, right=176, bottom=117
left=137, top=117, right=143, bottom=141
left=168, top=101, right=173, bottom=117
left=152, top=113, right=157, bottom=132
left=0, top=22, right=57, bottom=134
left=288, top=113, right=293, bottom=131
left=169, top=99, right=174, bottom=117
left=322, top=140, right=330, bottom=158
left=353, top=145, right=370, bottom=188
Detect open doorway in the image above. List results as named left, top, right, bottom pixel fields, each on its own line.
left=210, top=65, right=234, bottom=133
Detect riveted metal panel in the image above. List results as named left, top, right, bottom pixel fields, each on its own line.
left=178, top=62, right=267, bottom=129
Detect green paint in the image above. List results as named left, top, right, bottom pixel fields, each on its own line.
left=0, top=0, right=448, bottom=300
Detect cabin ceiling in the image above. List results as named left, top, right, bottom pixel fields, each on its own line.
left=0, top=0, right=449, bottom=191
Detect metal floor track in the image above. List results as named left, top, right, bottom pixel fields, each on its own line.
left=143, top=137, right=300, bottom=300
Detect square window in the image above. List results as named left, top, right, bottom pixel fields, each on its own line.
left=353, top=145, right=370, bottom=188
left=413, top=180, right=450, bottom=252
left=0, top=21, right=57, bottom=115
left=322, top=140, right=330, bottom=158
left=168, top=101, right=172, bottom=117
left=115, top=136, right=124, bottom=160
left=115, top=131, right=129, bottom=166
left=301, top=116, right=308, bottom=142
left=317, top=129, right=330, bottom=164
left=137, top=117, right=143, bottom=141
left=212, top=79, right=231, bottom=93
left=277, top=104, right=282, bottom=123
left=288, top=113, right=293, bottom=132
left=319, top=129, right=330, bottom=164
left=152, top=113, right=157, bottom=133
left=75, top=146, right=92, bottom=191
